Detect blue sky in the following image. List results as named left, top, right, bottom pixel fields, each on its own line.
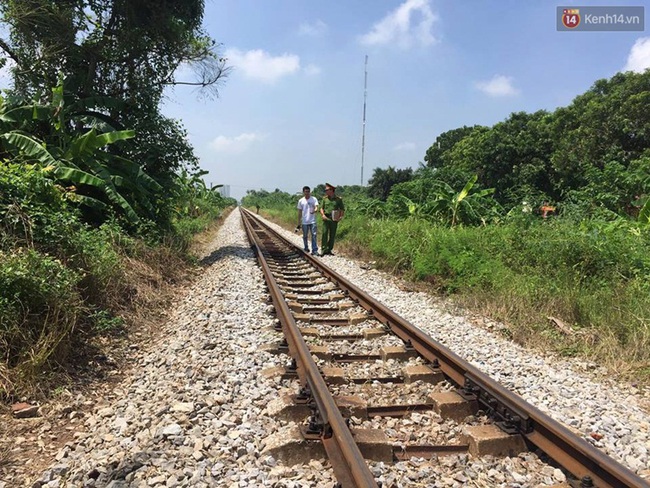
left=2, top=1, right=649, bottom=201
left=161, top=0, right=649, bottom=200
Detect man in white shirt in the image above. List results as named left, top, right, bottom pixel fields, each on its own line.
left=296, top=186, right=319, bottom=255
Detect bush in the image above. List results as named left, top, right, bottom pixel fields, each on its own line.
left=68, top=223, right=132, bottom=310
left=0, top=249, right=82, bottom=379
left=411, top=225, right=507, bottom=292
left=368, top=218, right=430, bottom=271
left=0, top=163, right=76, bottom=249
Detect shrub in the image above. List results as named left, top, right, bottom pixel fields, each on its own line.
left=0, top=249, right=82, bottom=382
left=411, top=225, right=507, bottom=292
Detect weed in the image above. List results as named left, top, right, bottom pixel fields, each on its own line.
left=88, top=310, right=125, bottom=333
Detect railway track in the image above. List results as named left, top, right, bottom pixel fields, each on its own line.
left=240, top=208, right=649, bottom=488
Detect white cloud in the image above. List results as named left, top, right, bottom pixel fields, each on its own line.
left=304, top=64, right=322, bottom=76
left=623, top=37, right=650, bottom=73
left=394, top=142, right=416, bottom=151
left=225, top=49, right=300, bottom=83
left=360, top=0, right=438, bottom=49
left=209, top=133, right=266, bottom=154
left=298, top=20, right=328, bottom=37
left=475, top=75, right=520, bottom=97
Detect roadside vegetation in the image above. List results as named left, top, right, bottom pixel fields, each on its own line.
left=243, top=70, right=650, bottom=383
left=0, top=1, right=235, bottom=399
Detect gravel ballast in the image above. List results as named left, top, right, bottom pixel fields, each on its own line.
left=17, top=208, right=650, bottom=488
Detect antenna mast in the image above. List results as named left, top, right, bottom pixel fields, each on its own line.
left=360, top=55, right=368, bottom=186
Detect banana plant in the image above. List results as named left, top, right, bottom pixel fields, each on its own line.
left=354, top=197, right=388, bottom=219
left=173, top=168, right=224, bottom=218
left=0, top=130, right=141, bottom=223
left=424, top=175, right=496, bottom=227
left=449, top=175, right=492, bottom=226
left=0, top=79, right=158, bottom=223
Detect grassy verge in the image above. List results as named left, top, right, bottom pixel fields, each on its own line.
left=343, top=214, right=650, bottom=382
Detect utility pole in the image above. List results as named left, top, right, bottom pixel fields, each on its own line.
left=360, top=55, right=368, bottom=186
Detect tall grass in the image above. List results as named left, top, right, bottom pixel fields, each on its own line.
left=0, top=249, right=81, bottom=374
left=342, top=212, right=650, bottom=379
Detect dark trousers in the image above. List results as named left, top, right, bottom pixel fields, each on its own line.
left=321, top=220, right=339, bottom=254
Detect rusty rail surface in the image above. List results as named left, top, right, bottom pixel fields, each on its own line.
left=241, top=208, right=649, bottom=488
left=241, top=211, right=379, bottom=488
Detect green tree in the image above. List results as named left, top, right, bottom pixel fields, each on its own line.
left=0, top=0, right=230, bottom=226
left=241, top=188, right=293, bottom=209
left=0, top=0, right=228, bottom=101
left=551, top=71, right=650, bottom=195
left=444, top=111, right=555, bottom=208
left=424, top=125, right=485, bottom=170
left=367, top=165, right=414, bottom=201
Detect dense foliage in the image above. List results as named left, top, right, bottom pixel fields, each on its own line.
left=0, top=1, right=236, bottom=396
left=0, top=0, right=230, bottom=226
left=424, top=71, right=650, bottom=217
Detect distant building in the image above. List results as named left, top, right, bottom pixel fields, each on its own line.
left=216, top=184, right=230, bottom=198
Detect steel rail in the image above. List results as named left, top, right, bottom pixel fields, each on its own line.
left=241, top=211, right=379, bottom=488
left=243, top=209, right=649, bottom=488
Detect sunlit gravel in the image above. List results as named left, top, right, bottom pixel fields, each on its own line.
left=24, top=208, right=650, bottom=488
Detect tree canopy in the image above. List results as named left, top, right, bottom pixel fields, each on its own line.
left=0, top=0, right=228, bottom=179
left=367, top=165, right=414, bottom=201
left=0, top=0, right=230, bottom=228
left=420, top=70, right=650, bottom=214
